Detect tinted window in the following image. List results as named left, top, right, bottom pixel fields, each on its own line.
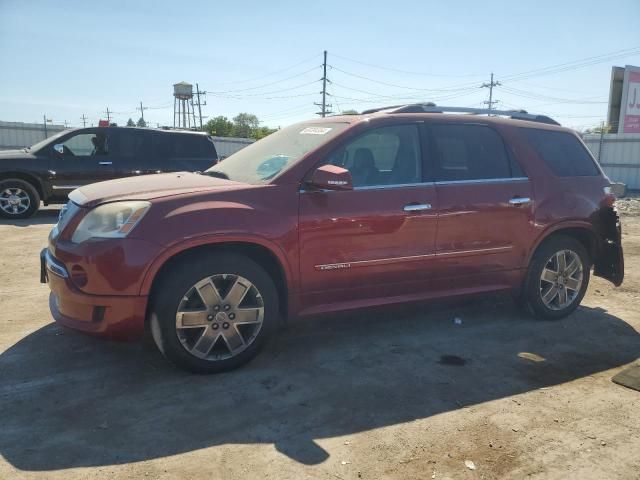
left=61, top=132, right=108, bottom=157
left=328, top=124, right=422, bottom=187
left=522, top=128, right=599, bottom=176
left=162, top=134, right=216, bottom=158
left=431, top=124, right=511, bottom=181
left=110, top=130, right=150, bottom=157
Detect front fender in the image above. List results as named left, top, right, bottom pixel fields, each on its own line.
left=138, top=232, right=295, bottom=296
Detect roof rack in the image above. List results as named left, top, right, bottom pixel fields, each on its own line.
left=361, top=103, right=560, bottom=125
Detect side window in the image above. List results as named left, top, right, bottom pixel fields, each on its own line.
left=328, top=124, right=421, bottom=187
left=431, top=124, right=511, bottom=181
left=61, top=132, right=108, bottom=157
left=521, top=128, right=599, bottom=177
left=172, top=135, right=214, bottom=158
left=110, top=130, right=151, bottom=158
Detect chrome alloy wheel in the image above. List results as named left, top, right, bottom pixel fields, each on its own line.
left=175, top=274, right=264, bottom=361
left=539, top=249, right=583, bottom=310
left=0, top=188, right=30, bottom=215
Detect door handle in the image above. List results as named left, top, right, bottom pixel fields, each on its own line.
left=404, top=203, right=432, bottom=212
left=509, top=197, right=531, bottom=206
left=98, top=161, right=112, bottom=165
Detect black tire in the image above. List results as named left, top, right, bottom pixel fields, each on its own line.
left=150, top=252, right=279, bottom=373
left=523, top=235, right=590, bottom=320
left=0, top=178, right=40, bottom=219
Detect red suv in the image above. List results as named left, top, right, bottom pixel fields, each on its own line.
left=41, top=105, right=624, bottom=373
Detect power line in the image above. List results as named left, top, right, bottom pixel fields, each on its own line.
left=210, top=65, right=320, bottom=94
left=329, top=65, right=480, bottom=92
left=501, top=46, right=640, bottom=82
left=209, top=53, right=321, bottom=87
left=209, top=80, right=320, bottom=99
left=330, top=53, right=485, bottom=78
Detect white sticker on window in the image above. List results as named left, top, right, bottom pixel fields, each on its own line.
left=300, top=127, right=332, bottom=135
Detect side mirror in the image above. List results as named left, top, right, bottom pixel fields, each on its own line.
left=307, top=165, right=353, bottom=191
left=53, top=144, right=64, bottom=155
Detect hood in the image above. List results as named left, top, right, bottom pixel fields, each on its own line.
left=69, top=172, right=249, bottom=207
left=0, top=149, right=31, bottom=159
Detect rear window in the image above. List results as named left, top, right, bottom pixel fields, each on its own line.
left=521, top=128, right=599, bottom=177
left=154, top=133, right=217, bottom=159
left=431, top=124, right=514, bottom=181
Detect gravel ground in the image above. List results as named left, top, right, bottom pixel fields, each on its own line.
left=0, top=206, right=639, bottom=480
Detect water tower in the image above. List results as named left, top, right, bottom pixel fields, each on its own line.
left=173, top=81, right=196, bottom=129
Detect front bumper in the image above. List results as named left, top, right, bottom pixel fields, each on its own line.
left=41, top=248, right=148, bottom=340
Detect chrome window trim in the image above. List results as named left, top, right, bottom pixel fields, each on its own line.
left=52, top=185, right=83, bottom=190
left=300, top=177, right=529, bottom=193
left=434, top=177, right=529, bottom=186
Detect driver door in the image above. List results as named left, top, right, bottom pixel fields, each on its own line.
left=49, top=129, right=116, bottom=193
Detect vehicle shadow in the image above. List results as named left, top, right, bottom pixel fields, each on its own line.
left=0, top=207, right=60, bottom=227
left=0, top=298, right=638, bottom=471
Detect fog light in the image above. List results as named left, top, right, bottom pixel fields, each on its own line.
left=70, top=265, right=88, bottom=287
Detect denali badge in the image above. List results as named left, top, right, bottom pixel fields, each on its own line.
left=316, top=262, right=352, bottom=271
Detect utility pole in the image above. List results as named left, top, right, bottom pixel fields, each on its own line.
left=64, top=120, right=69, bottom=128
left=43, top=115, right=49, bottom=138
left=137, top=101, right=147, bottom=124
left=194, top=83, right=207, bottom=130
left=103, top=108, right=112, bottom=123
left=481, top=73, right=501, bottom=113
left=80, top=114, right=87, bottom=127
left=315, top=50, right=332, bottom=117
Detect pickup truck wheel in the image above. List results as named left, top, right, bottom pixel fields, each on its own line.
left=524, top=235, right=590, bottom=320
left=150, top=252, right=278, bottom=373
left=0, top=179, right=40, bottom=219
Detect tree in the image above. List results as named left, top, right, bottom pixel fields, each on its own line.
left=232, top=113, right=260, bottom=138
left=253, top=126, right=277, bottom=140
left=137, top=117, right=147, bottom=128
left=341, top=109, right=359, bottom=115
left=126, top=118, right=135, bottom=127
left=204, top=116, right=234, bottom=137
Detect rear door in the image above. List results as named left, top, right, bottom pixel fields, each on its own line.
left=427, top=122, right=535, bottom=279
left=108, top=128, right=154, bottom=178
left=298, top=123, right=439, bottom=311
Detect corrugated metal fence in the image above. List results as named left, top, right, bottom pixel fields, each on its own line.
left=0, top=121, right=67, bottom=150
left=583, top=133, right=640, bottom=190
left=210, top=136, right=254, bottom=158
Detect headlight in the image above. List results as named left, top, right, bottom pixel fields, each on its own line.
left=71, top=201, right=151, bottom=243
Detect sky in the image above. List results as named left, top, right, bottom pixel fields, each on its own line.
left=1, top=0, right=639, bottom=131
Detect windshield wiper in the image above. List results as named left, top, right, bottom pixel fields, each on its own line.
left=204, top=170, right=230, bottom=180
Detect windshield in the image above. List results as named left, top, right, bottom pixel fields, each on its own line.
left=205, top=122, right=349, bottom=184
left=28, top=130, right=70, bottom=153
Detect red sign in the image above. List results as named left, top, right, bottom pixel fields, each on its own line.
left=623, top=71, right=640, bottom=133
left=98, top=120, right=110, bottom=127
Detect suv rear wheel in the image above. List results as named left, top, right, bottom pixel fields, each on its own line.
left=0, top=179, right=40, bottom=219
left=523, top=235, right=590, bottom=320
left=150, top=252, right=278, bottom=373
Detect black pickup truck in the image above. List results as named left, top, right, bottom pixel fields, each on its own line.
left=0, top=126, right=218, bottom=218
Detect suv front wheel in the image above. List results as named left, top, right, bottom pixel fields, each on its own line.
left=150, top=252, right=279, bottom=373
left=0, top=179, right=40, bottom=219
left=524, top=235, right=590, bottom=320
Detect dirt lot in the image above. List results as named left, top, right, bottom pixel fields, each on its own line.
left=1, top=203, right=639, bottom=480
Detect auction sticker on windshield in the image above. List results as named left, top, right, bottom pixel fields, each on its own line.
left=300, top=127, right=332, bottom=135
